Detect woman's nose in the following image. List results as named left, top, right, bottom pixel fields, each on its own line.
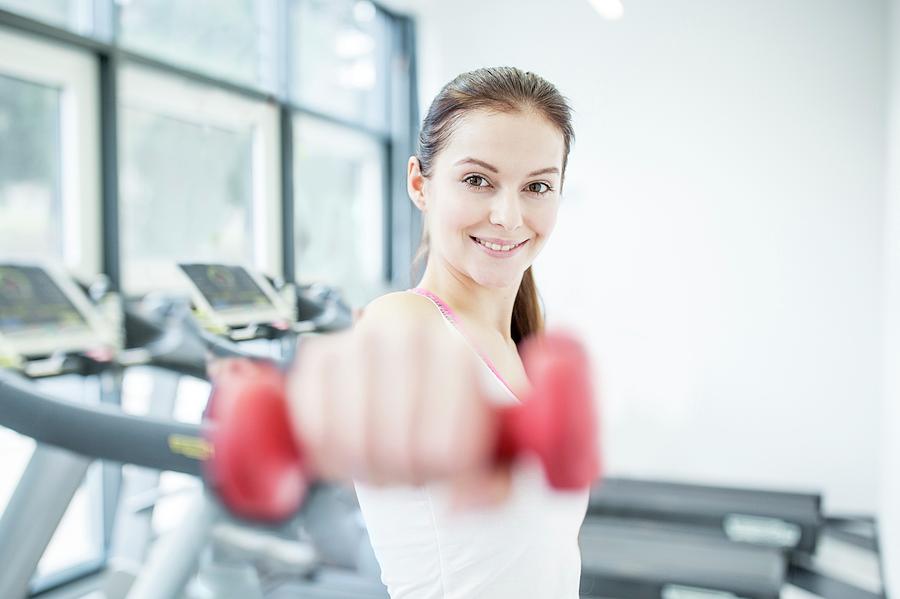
left=489, top=190, right=524, bottom=231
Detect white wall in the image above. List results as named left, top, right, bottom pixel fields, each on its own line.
left=403, top=0, right=888, bottom=513
left=882, top=0, right=899, bottom=590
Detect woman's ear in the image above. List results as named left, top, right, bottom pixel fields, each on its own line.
left=408, top=156, right=427, bottom=211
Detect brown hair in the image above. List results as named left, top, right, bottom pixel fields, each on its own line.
left=411, top=66, right=575, bottom=345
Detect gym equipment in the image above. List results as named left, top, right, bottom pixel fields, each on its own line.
left=588, top=477, right=822, bottom=555
left=0, top=261, right=810, bottom=599
left=178, top=263, right=296, bottom=337
left=0, top=261, right=383, bottom=599
left=579, top=517, right=786, bottom=599
left=578, top=469, right=822, bottom=597
left=205, top=332, right=601, bottom=522
left=177, top=263, right=354, bottom=339
left=0, top=262, right=122, bottom=599
left=292, top=282, right=355, bottom=332
left=0, top=262, right=117, bottom=370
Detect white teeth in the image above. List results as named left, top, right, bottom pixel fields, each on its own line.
left=475, top=237, right=521, bottom=252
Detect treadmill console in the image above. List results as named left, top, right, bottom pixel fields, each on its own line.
left=178, top=263, right=292, bottom=329
left=0, top=263, right=114, bottom=359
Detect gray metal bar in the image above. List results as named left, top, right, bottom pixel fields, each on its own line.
left=0, top=445, right=91, bottom=599
left=288, top=103, right=392, bottom=143
left=100, top=369, right=125, bottom=551
left=589, top=477, right=822, bottom=553
left=389, top=15, right=419, bottom=289
left=280, top=104, right=296, bottom=284
left=579, top=518, right=786, bottom=599
left=125, top=492, right=220, bottom=599
left=0, top=8, right=109, bottom=53
left=109, top=368, right=181, bottom=566
left=99, top=48, right=121, bottom=291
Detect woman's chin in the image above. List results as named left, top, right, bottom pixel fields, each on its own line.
left=470, top=267, right=527, bottom=289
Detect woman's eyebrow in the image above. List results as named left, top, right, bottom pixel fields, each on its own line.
left=453, top=157, right=560, bottom=177
left=526, top=166, right=560, bottom=177
left=454, top=157, right=499, bottom=173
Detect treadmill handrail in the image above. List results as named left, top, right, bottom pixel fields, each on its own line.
left=0, top=369, right=206, bottom=476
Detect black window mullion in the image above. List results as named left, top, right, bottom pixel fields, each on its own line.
left=280, top=105, right=295, bottom=284
left=384, top=138, right=394, bottom=283
left=98, top=50, right=120, bottom=291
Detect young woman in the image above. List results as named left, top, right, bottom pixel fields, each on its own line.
left=288, top=66, right=590, bottom=598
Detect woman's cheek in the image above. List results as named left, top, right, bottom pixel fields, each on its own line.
left=445, top=197, right=486, bottom=235
left=534, top=199, right=560, bottom=237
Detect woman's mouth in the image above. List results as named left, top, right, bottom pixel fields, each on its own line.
left=470, top=236, right=529, bottom=258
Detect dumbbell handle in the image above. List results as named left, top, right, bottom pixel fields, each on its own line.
left=206, top=332, right=600, bottom=523
left=495, top=333, right=600, bottom=490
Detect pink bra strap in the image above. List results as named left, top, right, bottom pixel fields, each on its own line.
left=408, top=288, right=519, bottom=401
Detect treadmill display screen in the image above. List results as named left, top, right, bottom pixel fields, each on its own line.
left=180, top=264, right=274, bottom=312
left=0, top=265, right=88, bottom=333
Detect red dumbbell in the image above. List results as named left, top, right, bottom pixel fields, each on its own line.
left=205, top=332, right=601, bottom=522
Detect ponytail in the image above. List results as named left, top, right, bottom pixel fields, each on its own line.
left=511, top=266, right=543, bottom=344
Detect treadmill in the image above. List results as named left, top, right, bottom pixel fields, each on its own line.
left=0, top=262, right=387, bottom=599
left=579, top=477, right=823, bottom=598
left=579, top=517, right=785, bottom=599
left=588, top=477, right=822, bottom=555
left=0, top=262, right=122, bottom=599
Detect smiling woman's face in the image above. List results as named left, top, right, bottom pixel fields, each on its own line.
left=416, top=108, right=566, bottom=289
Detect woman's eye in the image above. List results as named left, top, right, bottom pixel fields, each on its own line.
left=464, top=175, right=490, bottom=188
left=527, top=182, right=552, bottom=194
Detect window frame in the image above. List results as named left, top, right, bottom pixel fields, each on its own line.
left=117, top=64, right=282, bottom=295
left=0, top=25, right=101, bottom=280
left=292, top=112, right=391, bottom=304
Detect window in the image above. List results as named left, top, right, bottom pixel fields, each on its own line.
left=0, top=0, right=93, bottom=34
left=118, top=65, right=281, bottom=294
left=119, top=0, right=277, bottom=91
left=0, top=28, right=100, bottom=276
left=290, top=0, right=392, bottom=131
left=294, top=115, right=387, bottom=306
left=0, top=74, right=63, bottom=260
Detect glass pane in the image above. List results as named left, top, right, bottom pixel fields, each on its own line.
left=290, top=0, right=391, bottom=130
left=119, top=106, right=255, bottom=293
left=0, top=74, right=62, bottom=261
left=0, top=0, right=75, bottom=29
left=119, top=0, right=275, bottom=90
left=294, top=116, right=386, bottom=306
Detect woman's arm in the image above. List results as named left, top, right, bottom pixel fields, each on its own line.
left=286, top=292, right=508, bottom=502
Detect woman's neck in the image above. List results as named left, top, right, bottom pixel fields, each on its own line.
left=416, top=258, right=522, bottom=343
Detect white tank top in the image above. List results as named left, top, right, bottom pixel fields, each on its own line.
left=354, top=290, right=589, bottom=598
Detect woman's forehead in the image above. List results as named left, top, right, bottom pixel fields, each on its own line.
left=438, top=109, right=565, bottom=175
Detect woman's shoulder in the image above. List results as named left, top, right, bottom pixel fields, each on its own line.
left=357, top=290, right=446, bottom=327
